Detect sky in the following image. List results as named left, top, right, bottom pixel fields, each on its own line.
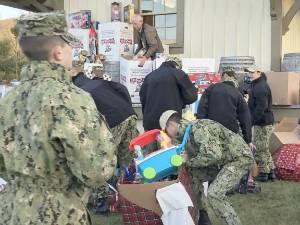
left=0, top=5, right=29, bottom=20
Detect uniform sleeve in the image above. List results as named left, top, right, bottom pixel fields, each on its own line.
left=185, top=125, right=223, bottom=168
left=176, top=70, right=198, bottom=105
left=196, top=88, right=211, bottom=119
left=253, top=89, right=268, bottom=124
left=237, top=95, right=252, bottom=143
left=144, top=27, right=160, bottom=58
left=50, top=96, right=117, bottom=188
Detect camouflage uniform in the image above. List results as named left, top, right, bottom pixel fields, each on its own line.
left=177, top=119, right=254, bottom=225
left=253, top=125, right=274, bottom=173
left=93, top=115, right=138, bottom=201
left=111, top=115, right=139, bottom=167
left=0, top=12, right=117, bottom=225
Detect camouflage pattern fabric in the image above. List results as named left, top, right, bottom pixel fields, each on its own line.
left=222, top=73, right=239, bottom=88
left=253, top=125, right=274, bottom=173
left=93, top=115, right=139, bottom=201
left=111, top=115, right=139, bottom=168
left=0, top=61, right=117, bottom=225
left=177, top=119, right=254, bottom=225
left=17, top=11, right=79, bottom=45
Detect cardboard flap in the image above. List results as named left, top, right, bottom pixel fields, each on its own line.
left=275, top=117, right=298, bottom=132
left=118, top=180, right=177, bottom=216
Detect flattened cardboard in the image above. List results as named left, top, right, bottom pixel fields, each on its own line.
left=270, top=117, right=300, bottom=153
left=118, top=180, right=177, bottom=216
left=266, top=72, right=300, bottom=105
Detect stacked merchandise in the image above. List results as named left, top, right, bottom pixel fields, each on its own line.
left=218, top=56, right=255, bottom=85
left=68, top=10, right=100, bottom=65
left=182, top=58, right=220, bottom=113
left=120, top=56, right=153, bottom=104
left=98, top=22, right=134, bottom=82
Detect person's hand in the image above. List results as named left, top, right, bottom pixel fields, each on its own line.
left=138, top=56, right=147, bottom=67
left=249, top=143, right=256, bottom=152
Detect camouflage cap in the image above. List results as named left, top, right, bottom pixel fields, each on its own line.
left=165, top=56, right=182, bottom=69
left=17, top=11, right=80, bottom=45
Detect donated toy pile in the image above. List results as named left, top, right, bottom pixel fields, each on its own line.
left=1, top=9, right=300, bottom=225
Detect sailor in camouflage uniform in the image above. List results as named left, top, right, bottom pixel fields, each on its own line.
left=160, top=110, right=254, bottom=225
left=0, top=11, right=117, bottom=225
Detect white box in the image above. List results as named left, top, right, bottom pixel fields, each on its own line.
left=182, top=58, right=215, bottom=73
left=120, top=56, right=153, bottom=104
left=69, top=29, right=90, bottom=61
left=153, top=53, right=169, bottom=70
left=98, top=22, right=134, bottom=61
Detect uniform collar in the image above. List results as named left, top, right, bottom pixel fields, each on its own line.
left=20, top=61, right=71, bottom=84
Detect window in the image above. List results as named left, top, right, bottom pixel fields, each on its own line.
left=140, top=0, right=177, bottom=44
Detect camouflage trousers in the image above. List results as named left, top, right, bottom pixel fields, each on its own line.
left=253, top=125, right=274, bottom=173
left=111, top=115, right=139, bottom=167
left=188, top=156, right=252, bottom=225
left=93, top=115, right=139, bottom=200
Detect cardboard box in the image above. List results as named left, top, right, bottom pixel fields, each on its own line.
left=119, top=180, right=176, bottom=216
left=69, top=11, right=91, bottom=29
left=153, top=53, right=168, bottom=70
left=98, top=22, right=133, bottom=61
left=269, top=117, right=300, bottom=154
left=120, top=56, right=153, bottom=104
left=182, top=58, right=215, bottom=74
left=69, top=29, right=90, bottom=61
left=266, top=72, right=300, bottom=105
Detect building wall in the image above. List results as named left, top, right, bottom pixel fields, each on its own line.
left=64, top=0, right=132, bottom=22
left=282, top=0, right=300, bottom=57
left=64, top=0, right=271, bottom=71
left=184, top=0, right=271, bottom=71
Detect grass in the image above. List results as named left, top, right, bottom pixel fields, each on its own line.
left=91, top=180, right=300, bottom=225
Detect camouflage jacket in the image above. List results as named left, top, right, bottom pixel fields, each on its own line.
left=177, top=119, right=253, bottom=168
left=0, top=61, right=117, bottom=190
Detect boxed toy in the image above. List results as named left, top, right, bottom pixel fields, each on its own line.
left=120, top=56, right=153, bottom=104
left=69, top=10, right=91, bottom=29
left=98, top=22, right=134, bottom=61
left=69, top=29, right=90, bottom=61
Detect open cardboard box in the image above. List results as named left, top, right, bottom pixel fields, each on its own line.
left=270, top=117, right=300, bottom=154
left=118, top=180, right=177, bottom=216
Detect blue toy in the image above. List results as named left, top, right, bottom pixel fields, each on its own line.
left=129, top=124, right=192, bottom=183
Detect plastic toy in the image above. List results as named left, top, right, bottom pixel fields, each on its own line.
left=129, top=124, right=192, bottom=182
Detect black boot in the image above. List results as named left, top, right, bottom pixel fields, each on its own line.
left=268, top=169, right=276, bottom=182
left=198, top=210, right=212, bottom=225
left=255, top=172, right=269, bottom=182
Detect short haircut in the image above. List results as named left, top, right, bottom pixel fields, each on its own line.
left=166, top=112, right=181, bottom=126
left=19, top=36, right=66, bottom=60
left=222, top=70, right=236, bottom=78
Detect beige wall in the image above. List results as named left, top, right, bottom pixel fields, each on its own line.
left=64, top=0, right=132, bottom=22
left=282, top=0, right=300, bottom=56
left=184, top=0, right=271, bottom=71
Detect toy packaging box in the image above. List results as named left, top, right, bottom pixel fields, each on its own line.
left=98, top=22, right=134, bottom=61
left=120, top=56, right=153, bottom=104
left=69, top=10, right=91, bottom=29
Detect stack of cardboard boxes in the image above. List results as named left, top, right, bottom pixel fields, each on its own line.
left=98, top=22, right=134, bottom=82
left=266, top=72, right=300, bottom=105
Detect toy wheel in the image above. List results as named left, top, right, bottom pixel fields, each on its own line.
left=143, top=167, right=156, bottom=180
left=171, top=155, right=183, bottom=167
